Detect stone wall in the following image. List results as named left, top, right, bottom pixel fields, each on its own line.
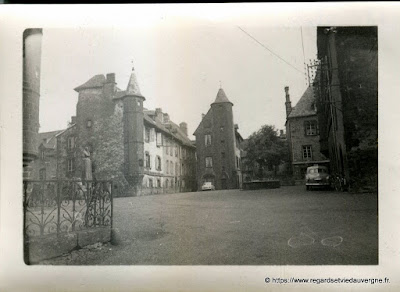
left=25, top=227, right=111, bottom=264
left=92, top=101, right=129, bottom=197
left=288, top=116, right=326, bottom=164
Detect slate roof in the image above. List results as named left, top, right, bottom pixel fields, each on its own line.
left=288, top=86, right=316, bottom=118
left=37, top=130, right=63, bottom=149
left=114, top=90, right=127, bottom=99
left=212, top=88, right=233, bottom=105
left=126, top=68, right=144, bottom=98
left=74, top=74, right=106, bottom=92
left=143, top=110, right=194, bottom=148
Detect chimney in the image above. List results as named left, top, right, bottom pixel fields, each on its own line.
left=179, top=122, right=188, bottom=136
left=234, top=124, right=239, bottom=130
left=104, top=72, right=116, bottom=99
left=106, top=73, right=115, bottom=83
left=201, top=113, right=205, bottom=119
left=284, top=86, right=292, bottom=118
left=155, top=108, right=163, bottom=121
left=280, top=129, right=283, bottom=136
left=71, top=116, right=76, bottom=125
left=163, top=113, right=170, bottom=123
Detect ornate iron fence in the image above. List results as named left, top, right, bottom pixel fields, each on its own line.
left=23, top=180, right=113, bottom=238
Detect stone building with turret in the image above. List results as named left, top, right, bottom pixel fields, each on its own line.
left=31, top=68, right=196, bottom=196
left=194, top=88, right=243, bottom=190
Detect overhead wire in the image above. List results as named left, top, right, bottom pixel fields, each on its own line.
left=237, top=26, right=304, bottom=75
left=300, top=27, right=309, bottom=86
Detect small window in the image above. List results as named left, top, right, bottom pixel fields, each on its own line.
left=156, top=156, right=162, bottom=171
left=137, top=100, right=141, bottom=107
left=157, top=179, right=161, bottom=188
left=145, top=127, right=150, bottom=143
left=68, top=159, right=75, bottom=172
left=86, top=120, right=92, bottom=128
left=41, top=149, right=45, bottom=160
left=175, top=147, right=178, bottom=157
left=67, top=136, right=75, bottom=149
left=221, top=139, right=225, bottom=144
left=149, top=178, right=153, bottom=188
left=221, top=152, right=225, bottom=159
left=145, top=152, right=151, bottom=169
left=206, top=157, right=213, bottom=168
left=205, top=134, right=212, bottom=146
left=302, top=145, right=312, bottom=160
left=220, top=126, right=224, bottom=131
left=166, top=160, right=170, bottom=174
left=156, top=132, right=162, bottom=147
left=305, top=120, right=318, bottom=136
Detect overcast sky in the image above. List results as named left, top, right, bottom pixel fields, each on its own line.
left=39, top=23, right=316, bottom=139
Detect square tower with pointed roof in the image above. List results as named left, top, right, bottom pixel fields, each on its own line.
left=194, top=88, right=243, bottom=190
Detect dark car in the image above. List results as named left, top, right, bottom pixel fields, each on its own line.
left=305, top=165, right=330, bottom=190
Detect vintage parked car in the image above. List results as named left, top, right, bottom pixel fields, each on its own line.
left=201, top=182, right=215, bottom=191
left=305, top=165, right=331, bottom=190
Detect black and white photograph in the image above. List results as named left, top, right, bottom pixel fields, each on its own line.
left=1, top=3, right=399, bottom=291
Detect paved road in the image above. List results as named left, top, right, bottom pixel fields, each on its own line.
left=44, top=186, right=378, bottom=265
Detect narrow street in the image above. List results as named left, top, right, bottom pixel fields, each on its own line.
left=42, top=186, right=378, bottom=265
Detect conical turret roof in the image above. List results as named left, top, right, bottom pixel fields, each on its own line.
left=212, top=88, right=233, bottom=105
left=125, top=67, right=145, bottom=99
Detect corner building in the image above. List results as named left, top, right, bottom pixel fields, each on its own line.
left=194, top=88, right=243, bottom=190
left=31, top=68, right=196, bottom=196
left=285, top=86, right=329, bottom=181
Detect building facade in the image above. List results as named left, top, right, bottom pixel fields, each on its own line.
left=32, top=68, right=196, bottom=196
left=194, top=88, right=243, bottom=190
left=285, top=86, right=329, bottom=180
left=314, top=26, right=378, bottom=192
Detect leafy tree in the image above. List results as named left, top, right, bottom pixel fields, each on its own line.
left=244, top=125, right=288, bottom=177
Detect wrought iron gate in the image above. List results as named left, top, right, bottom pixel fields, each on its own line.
left=23, top=180, right=113, bottom=238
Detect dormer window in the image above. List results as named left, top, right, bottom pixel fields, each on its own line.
left=67, top=136, right=76, bottom=149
